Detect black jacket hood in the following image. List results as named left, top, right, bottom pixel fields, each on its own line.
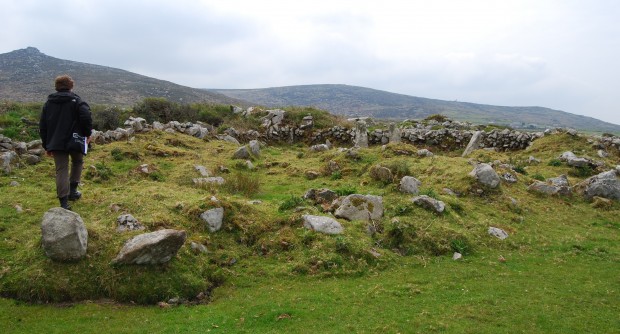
left=47, top=91, right=78, bottom=104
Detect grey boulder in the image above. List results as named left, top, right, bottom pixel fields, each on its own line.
left=412, top=195, right=445, bottom=213
left=334, top=194, right=383, bottom=221
left=201, top=207, right=224, bottom=232
left=112, top=229, right=186, bottom=265
left=469, top=163, right=501, bottom=188
left=41, top=208, right=88, bottom=261
left=302, top=215, right=343, bottom=234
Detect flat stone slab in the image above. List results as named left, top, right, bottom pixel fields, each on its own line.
left=302, top=215, right=343, bottom=234
left=112, top=229, right=187, bottom=265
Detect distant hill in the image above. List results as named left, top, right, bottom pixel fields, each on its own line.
left=0, top=47, right=242, bottom=106
left=210, top=84, right=620, bottom=134
left=2, top=47, right=618, bottom=133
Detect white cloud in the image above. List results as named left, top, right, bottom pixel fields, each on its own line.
left=1, top=0, right=619, bottom=124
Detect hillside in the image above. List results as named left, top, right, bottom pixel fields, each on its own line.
left=211, top=84, right=620, bottom=134
left=0, top=104, right=619, bottom=331
left=0, top=47, right=243, bottom=106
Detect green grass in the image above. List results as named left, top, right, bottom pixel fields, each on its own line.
left=0, top=114, right=619, bottom=332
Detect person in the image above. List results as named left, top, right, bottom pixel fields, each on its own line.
left=39, top=75, right=93, bottom=210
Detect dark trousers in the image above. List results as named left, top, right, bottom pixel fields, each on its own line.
left=53, top=151, right=84, bottom=198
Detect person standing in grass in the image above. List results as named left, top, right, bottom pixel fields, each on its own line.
left=39, top=75, right=93, bottom=210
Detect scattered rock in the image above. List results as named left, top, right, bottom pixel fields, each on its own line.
left=370, top=165, right=393, bottom=183
left=193, top=177, right=225, bottom=186
left=304, top=188, right=338, bottom=204
left=399, top=176, right=422, bottom=194
left=417, top=149, right=434, bottom=157
left=579, top=169, right=620, bottom=201
left=232, top=146, right=251, bottom=159
left=412, top=195, right=445, bottom=213
left=488, top=227, right=508, bottom=240
left=111, top=229, right=187, bottom=265
left=334, top=194, right=383, bottom=221
left=452, top=252, right=462, bottom=260
left=305, top=170, right=320, bottom=180
left=9, top=180, right=19, bottom=187
left=469, top=163, right=501, bottom=188
left=200, top=207, right=224, bottom=232
left=249, top=140, right=261, bottom=157
left=41, top=208, right=88, bottom=261
left=302, top=215, right=344, bottom=234
left=117, top=214, right=145, bottom=232
left=190, top=241, right=208, bottom=254
left=591, top=196, right=613, bottom=209
left=194, top=165, right=210, bottom=177
left=501, top=173, right=518, bottom=183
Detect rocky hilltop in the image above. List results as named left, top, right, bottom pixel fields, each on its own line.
left=0, top=47, right=242, bottom=106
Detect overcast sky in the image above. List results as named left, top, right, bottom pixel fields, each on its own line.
left=2, top=0, right=619, bottom=125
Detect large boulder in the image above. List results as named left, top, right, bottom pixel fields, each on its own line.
left=41, top=208, right=88, bottom=261
left=334, top=194, right=383, bottom=221
left=578, top=170, right=620, bottom=201
left=200, top=207, right=224, bottom=232
left=302, top=215, right=344, bottom=234
left=399, top=176, right=422, bottom=194
left=111, top=229, right=187, bottom=265
left=249, top=140, right=261, bottom=157
left=469, top=163, right=500, bottom=188
left=528, top=175, right=571, bottom=196
left=232, top=146, right=251, bottom=159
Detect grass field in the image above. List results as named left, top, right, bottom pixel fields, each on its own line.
left=1, top=113, right=619, bottom=333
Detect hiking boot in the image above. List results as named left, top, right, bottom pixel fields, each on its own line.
left=68, top=182, right=81, bottom=201
left=59, top=196, right=72, bottom=210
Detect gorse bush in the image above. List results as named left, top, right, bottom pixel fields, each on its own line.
left=91, top=105, right=122, bottom=131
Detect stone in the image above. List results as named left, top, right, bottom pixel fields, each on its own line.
left=310, top=144, right=329, bottom=152
left=469, top=163, right=500, bottom=188
left=389, top=124, right=401, bottom=143
left=462, top=131, right=483, bottom=157
left=194, top=165, right=210, bottom=177
left=1, top=151, right=18, bottom=174
left=501, top=173, right=518, bottom=183
left=399, top=176, right=422, bottom=194
left=412, top=195, right=445, bottom=213
left=249, top=140, right=261, bottom=157
left=193, top=177, right=225, bottom=186
left=190, top=241, right=208, bottom=254
left=528, top=181, right=571, bottom=196
left=580, top=170, right=620, bottom=201
left=117, top=214, right=145, bottom=232
left=200, top=207, right=224, bottom=232
left=417, top=149, right=434, bottom=157
left=220, top=135, right=240, bottom=145
left=452, top=252, right=462, bottom=260
left=354, top=122, right=369, bottom=148
left=488, top=227, right=508, bottom=240
left=334, top=194, right=383, bottom=221
left=302, top=215, right=344, bottom=234
left=41, top=208, right=88, bottom=261
left=9, top=180, right=19, bottom=187
left=305, top=170, right=320, bottom=180
left=22, top=153, right=40, bottom=165
left=232, top=146, right=250, bottom=159
left=111, top=229, right=187, bottom=265
left=304, top=188, right=338, bottom=204
left=370, top=165, right=393, bottom=183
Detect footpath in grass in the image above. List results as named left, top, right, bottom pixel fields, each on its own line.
left=1, top=248, right=618, bottom=334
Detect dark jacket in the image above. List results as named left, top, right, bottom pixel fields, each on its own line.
left=39, top=91, right=93, bottom=152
